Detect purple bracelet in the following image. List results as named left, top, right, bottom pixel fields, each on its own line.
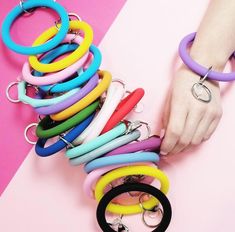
left=105, top=136, right=161, bottom=156
left=179, top=32, right=235, bottom=82
left=35, top=74, right=99, bottom=115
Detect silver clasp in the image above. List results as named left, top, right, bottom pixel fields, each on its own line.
left=191, top=66, right=212, bottom=103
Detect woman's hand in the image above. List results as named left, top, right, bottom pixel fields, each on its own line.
left=160, top=65, right=223, bottom=155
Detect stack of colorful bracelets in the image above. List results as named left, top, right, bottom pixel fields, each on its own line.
left=2, top=1, right=173, bottom=231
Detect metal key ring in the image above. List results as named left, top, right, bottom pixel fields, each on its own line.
left=19, top=0, right=35, bottom=14
left=139, top=193, right=163, bottom=228
left=55, top=12, right=82, bottom=30
left=6, top=82, right=20, bottom=103
left=20, top=0, right=57, bottom=15
left=24, top=123, right=38, bottom=145
left=59, top=133, right=75, bottom=149
left=125, top=120, right=151, bottom=140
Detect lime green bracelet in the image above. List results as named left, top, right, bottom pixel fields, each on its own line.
left=36, top=101, right=99, bottom=139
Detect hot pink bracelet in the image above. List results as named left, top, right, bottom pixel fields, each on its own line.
left=21, top=34, right=89, bottom=86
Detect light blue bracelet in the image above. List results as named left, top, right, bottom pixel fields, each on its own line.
left=69, top=130, right=141, bottom=166
left=18, top=81, right=79, bottom=107
left=39, top=44, right=102, bottom=93
left=84, top=152, right=160, bottom=173
left=1, top=0, right=69, bottom=55
left=66, top=123, right=127, bottom=159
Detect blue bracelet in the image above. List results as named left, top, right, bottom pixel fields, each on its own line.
left=1, top=0, right=69, bottom=55
left=66, top=123, right=127, bottom=159
left=39, top=44, right=102, bottom=93
left=18, top=81, right=79, bottom=107
left=84, top=152, right=160, bottom=173
left=69, top=130, right=141, bottom=166
left=35, top=114, right=95, bottom=157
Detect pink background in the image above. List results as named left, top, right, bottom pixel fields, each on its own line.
left=0, top=0, right=126, bottom=196
left=1, top=0, right=235, bottom=231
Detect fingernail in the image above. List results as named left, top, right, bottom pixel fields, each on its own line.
left=160, top=151, right=168, bottom=156
left=160, top=129, right=165, bottom=139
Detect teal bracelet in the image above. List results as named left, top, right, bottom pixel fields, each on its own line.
left=18, top=81, right=79, bottom=107
left=66, top=122, right=127, bottom=159
left=69, top=130, right=141, bottom=166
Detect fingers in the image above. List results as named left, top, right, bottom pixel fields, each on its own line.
left=162, top=94, right=171, bottom=129
left=191, top=110, right=219, bottom=145
left=160, top=100, right=188, bottom=155
left=165, top=107, right=222, bottom=155
left=169, top=108, right=204, bottom=154
left=203, top=116, right=221, bottom=141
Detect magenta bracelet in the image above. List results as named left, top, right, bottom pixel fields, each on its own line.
left=105, top=135, right=161, bottom=157
left=179, top=32, right=235, bottom=82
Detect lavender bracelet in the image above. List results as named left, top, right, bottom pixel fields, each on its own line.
left=179, top=32, right=235, bottom=82
left=105, top=136, right=161, bottom=156
left=35, top=74, right=99, bottom=115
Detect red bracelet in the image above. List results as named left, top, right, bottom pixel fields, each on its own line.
left=101, top=88, right=145, bottom=134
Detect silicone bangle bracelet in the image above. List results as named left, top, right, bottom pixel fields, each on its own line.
left=66, top=123, right=127, bottom=159
left=36, top=101, right=99, bottom=139
left=1, top=0, right=69, bottom=55
left=35, top=74, right=98, bottom=115
left=35, top=114, right=94, bottom=157
left=96, top=183, right=172, bottom=232
left=84, top=152, right=160, bottom=173
left=179, top=32, right=235, bottom=81
left=101, top=88, right=145, bottom=133
left=22, top=36, right=89, bottom=86
left=72, top=82, right=125, bottom=145
left=105, top=136, right=161, bottom=156
left=94, top=165, right=169, bottom=214
left=83, top=163, right=154, bottom=199
left=50, top=70, right=112, bottom=121
left=18, top=81, right=79, bottom=108
left=38, top=44, right=102, bottom=93
left=29, top=20, right=93, bottom=72
left=69, top=130, right=141, bottom=166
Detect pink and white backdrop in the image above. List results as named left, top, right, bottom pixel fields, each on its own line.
left=1, top=0, right=235, bottom=231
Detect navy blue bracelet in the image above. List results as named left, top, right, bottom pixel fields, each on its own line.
left=35, top=114, right=95, bottom=157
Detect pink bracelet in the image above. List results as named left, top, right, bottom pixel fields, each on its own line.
left=21, top=34, right=89, bottom=86
left=83, top=163, right=155, bottom=205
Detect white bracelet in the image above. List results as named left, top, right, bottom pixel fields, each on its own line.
left=72, top=82, right=125, bottom=145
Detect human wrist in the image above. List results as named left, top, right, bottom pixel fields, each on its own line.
left=189, top=40, right=230, bottom=72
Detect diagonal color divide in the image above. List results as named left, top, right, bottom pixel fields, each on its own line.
left=0, top=0, right=126, bottom=196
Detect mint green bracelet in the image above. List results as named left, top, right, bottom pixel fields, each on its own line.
left=69, top=130, right=141, bottom=166
left=66, top=122, right=127, bottom=159
left=18, top=81, right=79, bottom=107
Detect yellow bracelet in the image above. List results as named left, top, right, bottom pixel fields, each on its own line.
left=28, top=20, right=93, bottom=73
left=50, top=70, right=112, bottom=121
left=94, top=165, right=170, bottom=215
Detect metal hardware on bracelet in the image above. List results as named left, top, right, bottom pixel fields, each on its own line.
left=125, top=120, right=151, bottom=139
left=19, top=0, right=56, bottom=15
left=19, top=0, right=35, bottom=14
left=108, top=215, right=129, bottom=232
left=191, top=66, right=212, bottom=103
left=139, top=193, right=163, bottom=228
left=59, top=133, right=75, bottom=149
left=55, top=12, right=82, bottom=38
left=124, top=175, right=146, bottom=197
left=24, top=123, right=38, bottom=144
left=6, top=81, right=20, bottom=103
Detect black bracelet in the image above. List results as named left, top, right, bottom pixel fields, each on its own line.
left=96, top=183, right=172, bottom=232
